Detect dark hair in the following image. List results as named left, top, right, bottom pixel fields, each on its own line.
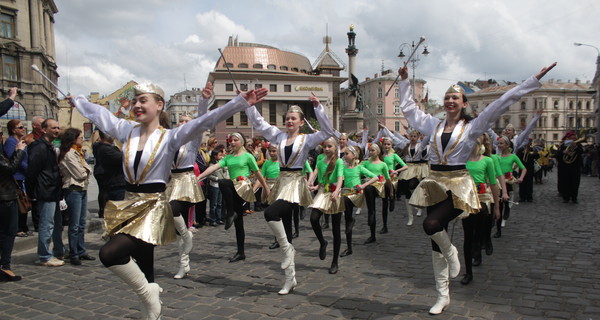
left=58, top=128, right=82, bottom=162
left=210, top=144, right=225, bottom=164
left=41, top=118, right=57, bottom=129
left=7, top=119, right=21, bottom=136
left=460, top=108, right=473, bottom=122
left=159, top=111, right=170, bottom=129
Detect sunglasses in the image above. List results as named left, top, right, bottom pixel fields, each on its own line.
left=16, top=126, right=24, bottom=129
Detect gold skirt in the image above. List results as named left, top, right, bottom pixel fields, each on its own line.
left=342, top=188, right=364, bottom=208
left=262, top=178, right=278, bottom=203
left=478, top=191, right=494, bottom=210
left=267, top=171, right=313, bottom=206
left=166, top=171, right=205, bottom=203
left=233, top=178, right=256, bottom=203
left=309, top=186, right=345, bottom=214
left=399, top=162, right=429, bottom=180
left=409, top=169, right=481, bottom=215
left=103, top=191, right=176, bottom=246
left=368, top=180, right=386, bottom=198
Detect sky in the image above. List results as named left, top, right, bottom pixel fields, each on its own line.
left=54, top=0, right=600, bottom=104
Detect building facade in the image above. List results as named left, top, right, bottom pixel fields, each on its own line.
left=0, top=0, right=59, bottom=135
left=467, top=79, right=596, bottom=145
left=166, top=88, right=203, bottom=129
left=207, top=37, right=346, bottom=142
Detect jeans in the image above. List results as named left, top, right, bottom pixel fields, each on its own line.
left=0, top=200, right=18, bottom=269
left=37, top=201, right=64, bottom=261
left=64, top=189, right=88, bottom=259
left=208, top=185, right=222, bottom=222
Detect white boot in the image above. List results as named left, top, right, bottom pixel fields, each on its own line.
left=429, top=251, right=450, bottom=315
left=174, top=252, right=190, bottom=279
left=108, top=259, right=162, bottom=320
left=501, top=219, right=506, bottom=227
left=416, top=208, right=422, bottom=217
left=174, top=215, right=193, bottom=254
left=354, top=207, right=362, bottom=215
left=267, top=220, right=295, bottom=270
left=278, top=262, right=297, bottom=295
left=405, top=202, right=414, bottom=226
left=430, top=230, right=460, bottom=278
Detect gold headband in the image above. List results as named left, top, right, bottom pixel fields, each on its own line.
left=445, top=84, right=466, bottom=96
left=347, top=145, right=360, bottom=158
left=505, top=123, right=515, bottom=130
left=498, top=135, right=511, bottom=145
left=370, top=143, right=381, bottom=154
left=287, top=105, right=304, bottom=116
left=133, top=83, right=165, bottom=100
left=228, top=132, right=244, bottom=144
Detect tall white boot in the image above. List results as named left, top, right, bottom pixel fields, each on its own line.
left=174, top=215, right=193, bottom=254
left=416, top=208, right=422, bottom=216
left=278, top=262, right=297, bottom=295
left=267, top=220, right=295, bottom=270
left=429, top=251, right=450, bottom=315
left=108, top=259, right=162, bottom=320
left=430, top=230, right=460, bottom=278
left=174, top=250, right=190, bottom=279
left=405, top=202, right=414, bottom=226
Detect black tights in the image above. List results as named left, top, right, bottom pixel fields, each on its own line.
left=381, top=184, right=393, bottom=229
left=422, top=192, right=462, bottom=253
left=264, top=199, right=295, bottom=243
left=292, top=205, right=300, bottom=235
left=99, top=234, right=155, bottom=282
left=310, top=209, right=342, bottom=265
left=461, top=203, right=489, bottom=276
left=496, top=190, right=512, bottom=236
left=219, top=179, right=245, bottom=254
left=343, top=197, right=355, bottom=251
left=363, top=185, right=378, bottom=239
left=169, top=200, right=193, bottom=231
left=398, top=178, right=419, bottom=199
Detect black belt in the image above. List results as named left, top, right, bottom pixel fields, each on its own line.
left=126, top=183, right=166, bottom=193
left=430, top=164, right=466, bottom=171
left=280, top=168, right=303, bottom=172
left=171, top=167, right=194, bottom=173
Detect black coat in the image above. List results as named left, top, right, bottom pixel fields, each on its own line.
left=0, top=149, right=25, bottom=201
left=92, top=141, right=125, bottom=188
left=25, top=138, right=62, bottom=201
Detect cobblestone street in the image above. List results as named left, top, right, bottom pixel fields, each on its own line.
left=2, top=172, right=599, bottom=319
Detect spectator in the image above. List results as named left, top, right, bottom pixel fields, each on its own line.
left=4, top=120, right=30, bottom=237
left=58, top=128, right=94, bottom=266
left=92, top=131, right=125, bottom=218
left=0, top=137, right=26, bottom=281
left=207, top=144, right=227, bottom=226
left=26, top=118, right=65, bottom=267
left=23, top=116, right=45, bottom=145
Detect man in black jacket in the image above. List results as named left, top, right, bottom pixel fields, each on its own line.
left=26, top=118, right=65, bottom=267
left=92, top=131, right=125, bottom=218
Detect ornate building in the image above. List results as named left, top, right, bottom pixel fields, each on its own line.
left=0, top=0, right=59, bottom=134
left=467, top=79, right=596, bottom=144
left=207, top=36, right=346, bottom=141
left=165, top=88, right=204, bottom=129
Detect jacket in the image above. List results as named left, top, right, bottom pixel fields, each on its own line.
left=59, top=148, right=92, bottom=189
left=0, top=149, right=25, bottom=201
left=92, top=141, right=125, bottom=188
left=26, top=137, right=62, bottom=201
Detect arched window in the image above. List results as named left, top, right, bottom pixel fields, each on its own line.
left=253, top=63, right=263, bottom=69
left=291, top=67, right=299, bottom=72
left=280, top=66, right=288, bottom=71
left=0, top=101, right=26, bottom=120
left=520, top=101, right=526, bottom=110
left=224, top=63, right=233, bottom=68
left=238, top=63, right=248, bottom=68
left=267, top=64, right=276, bottom=70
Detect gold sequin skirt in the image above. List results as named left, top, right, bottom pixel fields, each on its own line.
left=233, top=178, right=256, bottom=203
left=399, top=162, right=429, bottom=180
left=367, top=180, right=386, bottom=198
left=166, top=171, right=205, bottom=203
left=342, top=188, right=364, bottom=208
left=267, top=171, right=313, bottom=206
left=477, top=191, right=494, bottom=210
left=409, top=169, right=481, bottom=215
left=309, top=186, right=345, bottom=214
left=262, top=178, right=278, bottom=203
left=103, top=192, right=176, bottom=246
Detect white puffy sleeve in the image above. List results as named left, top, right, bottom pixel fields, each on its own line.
left=71, top=95, right=134, bottom=143
left=514, top=113, right=541, bottom=151
left=245, top=105, right=282, bottom=141
left=398, top=79, right=440, bottom=136
left=305, top=104, right=335, bottom=149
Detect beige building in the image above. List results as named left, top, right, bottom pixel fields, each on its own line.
left=165, top=88, right=204, bottom=128
left=467, top=79, right=596, bottom=145
left=0, top=0, right=60, bottom=136
left=206, top=37, right=346, bottom=142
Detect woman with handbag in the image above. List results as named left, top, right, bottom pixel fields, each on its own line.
left=4, top=120, right=30, bottom=237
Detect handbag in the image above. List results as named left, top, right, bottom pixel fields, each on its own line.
left=14, top=180, right=31, bottom=214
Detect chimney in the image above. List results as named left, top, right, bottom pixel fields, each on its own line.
left=575, top=79, right=580, bottom=85
left=374, top=73, right=378, bottom=78
left=366, top=77, right=371, bottom=81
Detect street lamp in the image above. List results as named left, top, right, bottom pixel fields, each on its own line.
left=574, top=42, right=600, bottom=142
left=398, top=40, right=429, bottom=104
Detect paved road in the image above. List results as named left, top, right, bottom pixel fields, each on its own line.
left=2, top=172, right=599, bottom=319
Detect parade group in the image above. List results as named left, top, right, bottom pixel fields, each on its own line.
left=1, top=61, right=592, bottom=318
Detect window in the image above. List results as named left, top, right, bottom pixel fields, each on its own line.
left=377, top=87, right=383, bottom=99
left=0, top=101, right=25, bottom=120
left=569, top=101, right=573, bottom=109
left=291, top=68, right=299, bottom=72
left=225, top=83, right=234, bottom=92
left=3, top=55, right=17, bottom=81
left=553, top=100, right=559, bottom=109
left=377, top=103, right=383, bottom=115
left=520, top=117, right=526, bottom=128
left=269, top=103, right=277, bottom=124
left=280, top=66, right=288, bottom=71
left=553, top=117, right=559, bottom=128
left=553, top=133, right=558, bottom=141
left=586, top=101, right=591, bottom=110
left=240, top=83, right=248, bottom=91
left=267, top=64, right=276, bottom=70
left=394, top=102, right=400, bottom=114
left=253, top=64, right=263, bottom=69
left=1, top=14, right=15, bottom=39
left=520, top=101, right=526, bottom=110
left=395, top=121, right=400, bottom=132
left=238, top=63, right=248, bottom=68
left=224, top=63, right=233, bottom=68
left=255, top=83, right=262, bottom=89
left=284, top=85, right=291, bottom=92
left=240, top=112, right=248, bottom=126
left=568, top=117, right=574, bottom=128
left=577, top=101, right=582, bottom=109
left=269, top=84, right=277, bottom=92
left=226, top=116, right=234, bottom=126
left=394, top=88, right=399, bottom=98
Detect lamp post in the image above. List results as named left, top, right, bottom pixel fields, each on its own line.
left=398, top=40, right=429, bottom=104
left=574, top=42, right=600, bottom=142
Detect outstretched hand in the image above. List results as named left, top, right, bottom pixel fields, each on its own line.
left=399, top=66, right=409, bottom=80
left=535, top=62, right=557, bottom=80
left=8, top=87, right=17, bottom=100
left=309, top=92, right=320, bottom=107
left=202, top=82, right=213, bottom=99
left=242, top=88, right=269, bottom=105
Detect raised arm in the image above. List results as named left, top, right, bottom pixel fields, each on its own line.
left=381, top=126, right=409, bottom=149
left=71, top=96, right=135, bottom=143
left=397, top=66, right=441, bottom=135
left=196, top=82, right=213, bottom=117
left=305, top=93, right=336, bottom=149
left=514, top=109, right=543, bottom=152
left=245, top=105, right=282, bottom=142
left=0, top=87, right=17, bottom=117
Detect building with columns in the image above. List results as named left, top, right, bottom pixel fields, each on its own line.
left=467, top=79, right=596, bottom=145
left=0, top=0, right=59, bottom=136
left=207, top=36, right=346, bottom=142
